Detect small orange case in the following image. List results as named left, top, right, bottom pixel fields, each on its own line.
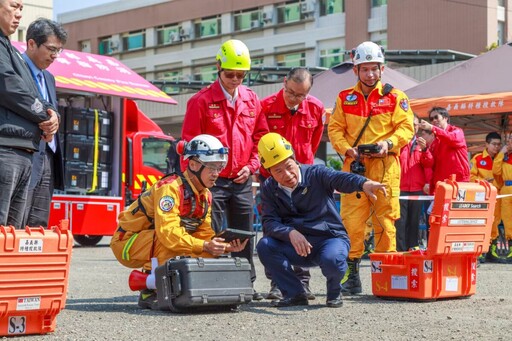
left=0, top=221, right=73, bottom=336
left=370, top=177, right=496, bottom=300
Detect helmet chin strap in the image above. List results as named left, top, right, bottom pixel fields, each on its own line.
left=357, top=65, right=382, bottom=89
left=189, top=162, right=207, bottom=188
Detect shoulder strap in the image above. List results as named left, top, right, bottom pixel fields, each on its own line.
left=130, top=180, right=155, bottom=229
left=181, top=176, right=209, bottom=221
left=179, top=175, right=209, bottom=233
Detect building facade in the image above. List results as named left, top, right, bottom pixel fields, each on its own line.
left=55, top=0, right=510, bottom=137
left=58, top=0, right=511, bottom=87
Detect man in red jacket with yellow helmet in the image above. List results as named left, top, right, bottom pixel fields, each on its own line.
left=328, top=41, right=414, bottom=294
left=181, top=39, right=269, bottom=300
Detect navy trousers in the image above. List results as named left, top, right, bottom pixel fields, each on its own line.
left=257, top=235, right=350, bottom=300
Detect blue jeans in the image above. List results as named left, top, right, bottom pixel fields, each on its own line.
left=257, top=235, right=350, bottom=300
left=0, top=147, right=33, bottom=228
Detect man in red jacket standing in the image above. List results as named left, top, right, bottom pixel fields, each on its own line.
left=181, top=39, right=269, bottom=300
left=395, top=114, right=432, bottom=251
left=419, top=106, right=470, bottom=193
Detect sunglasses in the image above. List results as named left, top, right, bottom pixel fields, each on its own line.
left=429, top=114, right=442, bottom=122
left=222, top=70, right=246, bottom=79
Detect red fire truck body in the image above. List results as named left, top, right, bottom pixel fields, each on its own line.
left=12, top=42, right=177, bottom=246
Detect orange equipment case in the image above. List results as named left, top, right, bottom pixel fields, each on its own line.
left=0, top=221, right=73, bottom=336
left=370, top=177, right=496, bottom=300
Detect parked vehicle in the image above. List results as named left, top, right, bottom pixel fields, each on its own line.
left=12, top=42, right=177, bottom=246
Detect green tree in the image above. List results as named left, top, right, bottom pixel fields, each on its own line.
left=326, top=156, right=342, bottom=171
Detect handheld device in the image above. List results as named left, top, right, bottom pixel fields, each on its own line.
left=216, top=228, right=256, bottom=242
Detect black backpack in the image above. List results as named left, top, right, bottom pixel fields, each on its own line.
left=166, top=138, right=183, bottom=176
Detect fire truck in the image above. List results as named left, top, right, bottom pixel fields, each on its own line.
left=12, top=42, right=177, bottom=246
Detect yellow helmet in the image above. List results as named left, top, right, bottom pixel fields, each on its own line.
left=258, top=132, right=294, bottom=169
left=216, top=39, right=251, bottom=71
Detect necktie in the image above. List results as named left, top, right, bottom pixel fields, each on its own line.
left=37, top=72, right=48, bottom=100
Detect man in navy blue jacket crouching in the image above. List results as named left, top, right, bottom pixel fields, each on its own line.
left=256, top=132, right=386, bottom=308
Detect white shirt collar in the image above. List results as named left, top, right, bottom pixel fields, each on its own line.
left=278, top=167, right=302, bottom=196
left=219, top=81, right=238, bottom=105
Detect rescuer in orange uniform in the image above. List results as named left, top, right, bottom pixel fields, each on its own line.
left=470, top=132, right=503, bottom=263
left=110, top=135, right=247, bottom=309
left=327, top=41, right=414, bottom=294
left=492, top=133, right=512, bottom=263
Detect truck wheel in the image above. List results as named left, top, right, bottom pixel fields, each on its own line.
left=74, top=235, right=103, bottom=246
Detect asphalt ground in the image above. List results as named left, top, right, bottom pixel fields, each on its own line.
left=9, top=238, right=512, bottom=341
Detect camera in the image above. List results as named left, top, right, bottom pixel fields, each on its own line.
left=350, top=157, right=366, bottom=175
left=357, top=143, right=381, bottom=155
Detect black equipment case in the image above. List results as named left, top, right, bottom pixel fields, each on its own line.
left=155, top=257, right=253, bottom=312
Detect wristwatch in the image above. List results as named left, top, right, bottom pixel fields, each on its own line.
left=385, top=139, right=393, bottom=150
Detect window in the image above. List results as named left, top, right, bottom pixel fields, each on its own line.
left=98, top=37, right=113, bottom=55
left=276, top=52, right=305, bottom=67
left=277, top=1, right=302, bottom=24
left=17, top=29, right=24, bottom=42
left=234, top=8, right=261, bottom=31
left=142, top=138, right=172, bottom=174
left=251, top=57, right=264, bottom=67
left=122, top=30, right=145, bottom=51
left=80, top=40, right=91, bottom=53
left=498, top=21, right=505, bottom=45
left=157, top=24, right=181, bottom=45
left=371, top=0, right=387, bottom=7
left=195, top=16, right=221, bottom=38
left=158, top=70, right=183, bottom=95
left=373, top=38, right=388, bottom=49
left=320, top=0, right=344, bottom=16
left=193, top=65, right=217, bottom=82
left=319, top=48, right=343, bottom=68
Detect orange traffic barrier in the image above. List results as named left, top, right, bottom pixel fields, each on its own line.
left=370, top=176, right=496, bottom=300
left=0, top=221, right=73, bottom=336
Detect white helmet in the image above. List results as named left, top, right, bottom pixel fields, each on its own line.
left=351, top=41, right=385, bottom=66
left=182, top=134, right=228, bottom=163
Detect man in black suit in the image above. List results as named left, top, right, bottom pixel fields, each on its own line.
left=22, top=18, right=67, bottom=227
left=0, top=2, right=59, bottom=228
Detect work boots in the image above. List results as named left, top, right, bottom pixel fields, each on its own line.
left=486, top=239, right=504, bottom=263
left=506, top=240, right=512, bottom=264
left=341, top=258, right=362, bottom=295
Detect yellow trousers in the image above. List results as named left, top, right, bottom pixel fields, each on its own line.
left=491, top=198, right=502, bottom=241
left=500, top=187, right=512, bottom=240
left=341, top=155, right=401, bottom=259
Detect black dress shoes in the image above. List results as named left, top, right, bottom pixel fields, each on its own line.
left=272, top=294, right=309, bottom=307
